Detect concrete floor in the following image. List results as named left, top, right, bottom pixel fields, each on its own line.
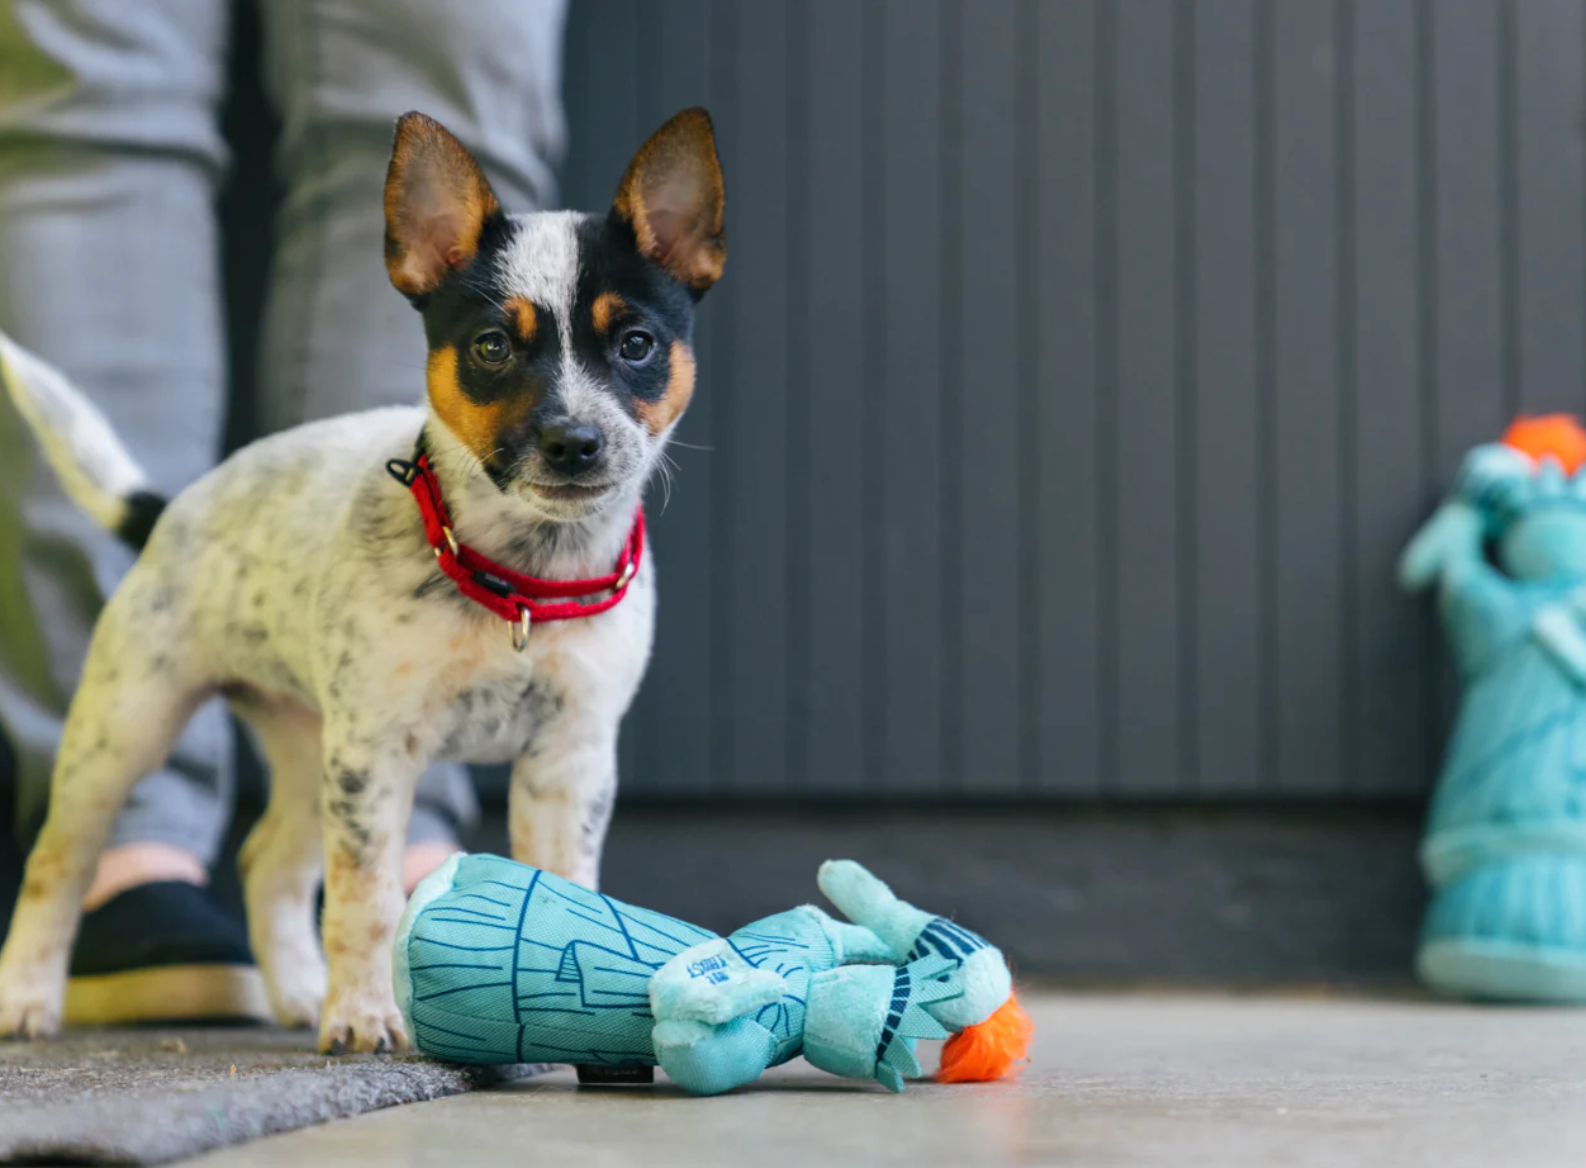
left=188, top=992, right=1586, bottom=1168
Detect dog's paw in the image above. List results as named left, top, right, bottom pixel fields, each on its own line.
left=265, top=963, right=326, bottom=1030
left=0, top=982, right=62, bottom=1040
left=318, top=987, right=409, bottom=1055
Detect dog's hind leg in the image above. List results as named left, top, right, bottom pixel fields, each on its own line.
left=0, top=605, right=208, bottom=1038
left=235, top=699, right=326, bottom=1029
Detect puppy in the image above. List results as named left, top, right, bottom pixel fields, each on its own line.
left=0, top=107, right=725, bottom=1052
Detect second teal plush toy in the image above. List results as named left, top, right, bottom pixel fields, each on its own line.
left=1402, top=415, right=1586, bottom=1001
left=393, top=855, right=1030, bottom=1094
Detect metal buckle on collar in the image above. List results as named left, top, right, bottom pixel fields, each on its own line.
left=511, top=606, right=532, bottom=652
left=433, top=525, right=459, bottom=559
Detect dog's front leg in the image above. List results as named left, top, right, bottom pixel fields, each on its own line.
left=509, top=722, right=618, bottom=892
left=316, top=730, right=420, bottom=1054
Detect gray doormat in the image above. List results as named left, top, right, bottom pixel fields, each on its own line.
left=0, top=1026, right=536, bottom=1165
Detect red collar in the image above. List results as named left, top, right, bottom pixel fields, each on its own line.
left=386, top=449, right=644, bottom=650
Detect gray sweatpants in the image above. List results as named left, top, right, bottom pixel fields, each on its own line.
left=0, top=0, right=567, bottom=862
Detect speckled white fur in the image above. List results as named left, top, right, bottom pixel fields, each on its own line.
left=0, top=330, right=658, bottom=1053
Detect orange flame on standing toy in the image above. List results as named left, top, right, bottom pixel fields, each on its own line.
left=934, top=993, right=1035, bottom=1083
left=1501, top=415, right=1586, bottom=475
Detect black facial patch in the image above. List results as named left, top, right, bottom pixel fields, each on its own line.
left=569, top=214, right=698, bottom=416
left=415, top=213, right=563, bottom=482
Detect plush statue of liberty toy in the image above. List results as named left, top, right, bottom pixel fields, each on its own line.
left=1402, top=415, right=1586, bottom=1001
left=393, top=855, right=1032, bottom=1094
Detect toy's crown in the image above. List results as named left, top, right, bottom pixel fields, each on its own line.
left=1460, top=428, right=1586, bottom=523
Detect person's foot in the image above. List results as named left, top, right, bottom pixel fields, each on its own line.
left=67, top=880, right=271, bottom=1026
left=65, top=839, right=459, bottom=1026
left=82, top=841, right=207, bottom=911
left=402, top=840, right=458, bottom=894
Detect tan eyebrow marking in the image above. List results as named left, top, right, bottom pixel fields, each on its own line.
left=592, top=292, right=627, bottom=336
left=503, top=296, right=538, bottom=343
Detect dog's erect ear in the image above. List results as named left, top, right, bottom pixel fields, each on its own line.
left=384, top=112, right=502, bottom=299
left=611, top=108, right=726, bottom=295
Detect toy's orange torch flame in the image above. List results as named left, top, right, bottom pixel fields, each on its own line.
left=1501, top=415, right=1586, bottom=475
left=935, top=992, right=1035, bottom=1083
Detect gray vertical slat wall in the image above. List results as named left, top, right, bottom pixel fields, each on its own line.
left=958, top=0, right=1024, bottom=796
left=1037, top=0, right=1102, bottom=798
left=560, top=0, right=1586, bottom=800
left=879, top=0, right=946, bottom=796
left=804, top=0, right=866, bottom=794
left=1113, top=1, right=1182, bottom=796
left=1351, top=0, right=1426, bottom=798
left=1192, top=0, right=1263, bottom=796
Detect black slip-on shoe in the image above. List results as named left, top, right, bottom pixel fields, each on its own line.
left=66, top=881, right=271, bottom=1025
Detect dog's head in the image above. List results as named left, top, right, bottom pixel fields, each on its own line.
left=383, top=108, right=725, bottom=521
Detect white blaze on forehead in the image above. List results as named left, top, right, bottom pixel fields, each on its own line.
left=495, top=209, right=615, bottom=422
left=495, top=210, right=586, bottom=354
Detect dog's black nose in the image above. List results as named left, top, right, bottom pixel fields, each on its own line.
left=539, top=422, right=604, bottom=477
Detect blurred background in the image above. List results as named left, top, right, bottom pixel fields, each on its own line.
left=29, top=0, right=1586, bottom=986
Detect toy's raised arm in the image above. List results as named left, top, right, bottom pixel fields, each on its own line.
left=819, top=860, right=1015, bottom=1034
left=1401, top=443, right=1536, bottom=593
left=817, top=860, right=933, bottom=959
left=1399, top=501, right=1484, bottom=592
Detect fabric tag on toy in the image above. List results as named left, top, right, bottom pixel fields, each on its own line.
left=576, top=1064, right=655, bottom=1085
left=650, top=939, right=789, bottom=1025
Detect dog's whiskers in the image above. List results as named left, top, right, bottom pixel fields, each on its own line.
left=653, top=451, right=679, bottom=514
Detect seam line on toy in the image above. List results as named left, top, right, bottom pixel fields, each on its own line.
left=602, top=892, right=642, bottom=960
left=510, top=869, right=541, bottom=1026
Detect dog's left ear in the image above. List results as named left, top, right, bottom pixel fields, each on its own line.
left=612, top=108, right=726, bottom=296
left=384, top=111, right=503, bottom=299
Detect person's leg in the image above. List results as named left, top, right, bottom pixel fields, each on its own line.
left=256, top=0, right=568, bottom=883
left=0, top=0, right=266, bottom=1022
left=0, top=0, right=233, bottom=892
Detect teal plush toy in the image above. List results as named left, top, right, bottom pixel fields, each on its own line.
left=1402, top=415, right=1586, bottom=1001
left=393, top=855, right=1032, bottom=1094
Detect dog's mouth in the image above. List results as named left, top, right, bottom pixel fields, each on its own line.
left=517, top=478, right=627, bottom=518
left=527, top=481, right=612, bottom=501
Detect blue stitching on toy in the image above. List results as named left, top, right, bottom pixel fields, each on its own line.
left=415, top=1018, right=486, bottom=1043
left=424, top=917, right=511, bottom=928
left=453, top=893, right=511, bottom=909
left=416, top=939, right=514, bottom=954
left=416, top=980, right=512, bottom=1002
left=433, top=906, right=506, bottom=923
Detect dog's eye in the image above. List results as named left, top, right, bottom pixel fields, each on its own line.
left=618, top=330, right=655, bottom=364
left=473, top=330, right=512, bottom=365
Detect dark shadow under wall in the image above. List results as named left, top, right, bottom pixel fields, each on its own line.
left=479, top=801, right=1431, bottom=988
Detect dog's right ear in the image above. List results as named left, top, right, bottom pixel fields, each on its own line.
left=384, top=112, right=502, bottom=300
